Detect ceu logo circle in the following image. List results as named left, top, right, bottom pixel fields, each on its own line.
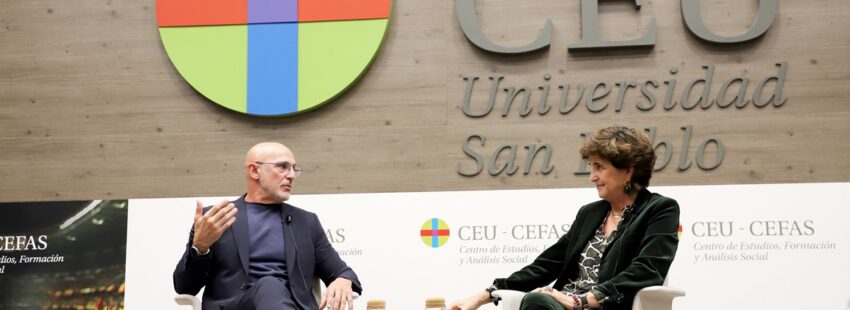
left=420, top=218, right=450, bottom=248
left=677, top=224, right=683, bottom=239
left=156, top=0, right=392, bottom=116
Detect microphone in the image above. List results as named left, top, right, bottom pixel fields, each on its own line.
left=622, top=205, right=634, bottom=219
left=611, top=203, right=636, bottom=294
left=282, top=212, right=308, bottom=302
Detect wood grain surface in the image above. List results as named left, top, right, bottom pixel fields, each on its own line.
left=1, top=0, right=848, bottom=202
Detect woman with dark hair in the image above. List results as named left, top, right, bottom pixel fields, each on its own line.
left=451, top=126, right=680, bottom=310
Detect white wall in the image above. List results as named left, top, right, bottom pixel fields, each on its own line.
left=126, top=184, right=850, bottom=309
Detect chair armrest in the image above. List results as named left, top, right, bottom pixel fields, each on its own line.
left=632, top=286, right=686, bottom=310
left=175, top=294, right=202, bottom=309
left=492, top=290, right=526, bottom=310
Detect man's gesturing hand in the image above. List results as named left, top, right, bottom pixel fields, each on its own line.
left=191, top=200, right=237, bottom=253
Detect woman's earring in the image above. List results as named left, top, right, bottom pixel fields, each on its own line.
left=624, top=182, right=632, bottom=193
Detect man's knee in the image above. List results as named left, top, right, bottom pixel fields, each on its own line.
left=520, top=292, right=562, bottom=310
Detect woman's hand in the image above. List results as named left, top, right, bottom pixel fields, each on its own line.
left=533, top=287, right=577, bottom=310
left=449, top=291, right=490, bottom=310
left=586, top=291, right=600, bottom=308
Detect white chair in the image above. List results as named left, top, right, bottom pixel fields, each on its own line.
left=175, top=277, right=324, bottom=310
left=492, top=281, right=685, bottom=310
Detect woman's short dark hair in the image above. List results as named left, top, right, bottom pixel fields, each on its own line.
left=579, top=126, right=656, bottom=189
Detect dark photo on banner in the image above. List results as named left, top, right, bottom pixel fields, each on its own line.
left=0, top=200, right=128, bottom=310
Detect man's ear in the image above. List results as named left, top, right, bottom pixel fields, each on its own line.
left=248, top=164, right=260, bottom=180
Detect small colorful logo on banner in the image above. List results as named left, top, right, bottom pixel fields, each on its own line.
left=677, top=224, right=683, bottom=239
left=156, top=0, right=392, bottom=116
left=420, top=218, right=450, bottom=248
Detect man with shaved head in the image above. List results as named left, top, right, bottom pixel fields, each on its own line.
left=174, top=143, right=362, bottom=310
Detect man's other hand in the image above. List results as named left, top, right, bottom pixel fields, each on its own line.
left=319, top=277, right=353, bottom=310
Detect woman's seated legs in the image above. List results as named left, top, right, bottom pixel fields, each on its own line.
left=520, top=292, right=565, bottom=310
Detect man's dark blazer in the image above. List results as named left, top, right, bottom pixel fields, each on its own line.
left=173, top=195, right=362, bottom=310
left=492, top=189, right=679, bottom=310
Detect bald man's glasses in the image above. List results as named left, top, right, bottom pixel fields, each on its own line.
left=255, top=161, right=303, bottom=177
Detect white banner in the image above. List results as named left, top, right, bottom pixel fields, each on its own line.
left=125, top=183, right=850, bottom=309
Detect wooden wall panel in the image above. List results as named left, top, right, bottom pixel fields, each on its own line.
left=1, top=0, right=848, bottom=202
